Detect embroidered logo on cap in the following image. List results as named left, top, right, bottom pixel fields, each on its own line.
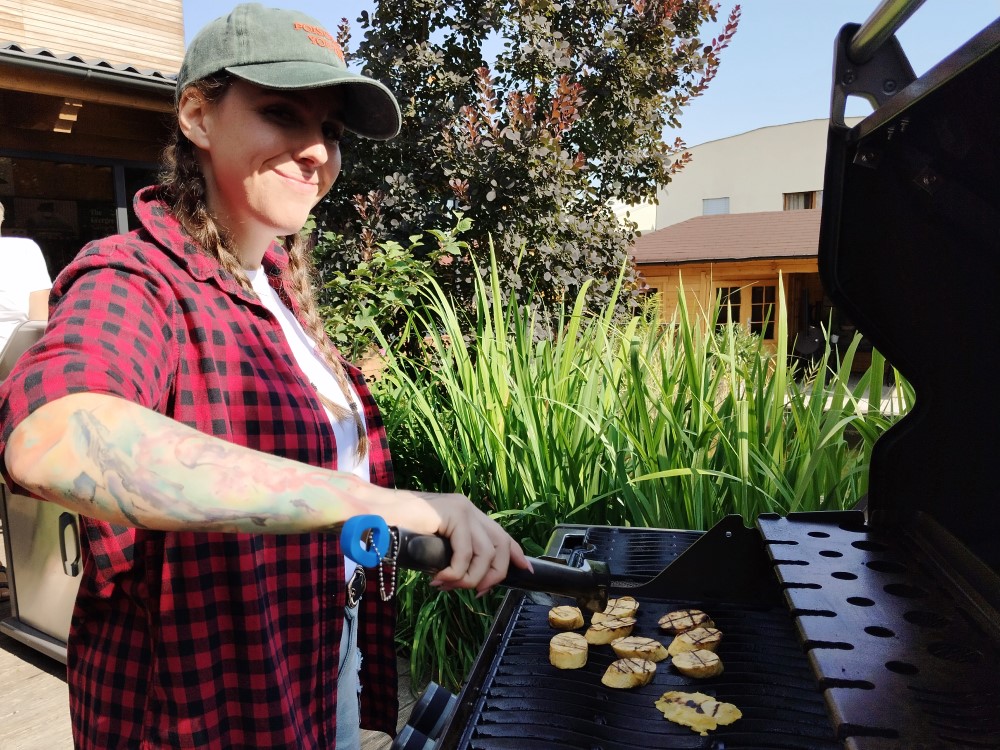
left=293, top=22, right=345, bottom=63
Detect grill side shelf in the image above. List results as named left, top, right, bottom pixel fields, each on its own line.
left=758, top=512, right=1000, bottom=749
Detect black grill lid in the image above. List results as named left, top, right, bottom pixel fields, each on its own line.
left=818, top=14, right=1000, bottom=571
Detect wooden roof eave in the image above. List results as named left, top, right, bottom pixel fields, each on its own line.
left=634, top=253, right=819, bottom=267
left=0, top=45, right=175, bottom=112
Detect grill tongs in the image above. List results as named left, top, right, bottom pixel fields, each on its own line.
left=341, top=515, right=610, bottom=612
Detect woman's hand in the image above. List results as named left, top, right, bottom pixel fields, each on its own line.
left=380, top=491, right=532, bottom=596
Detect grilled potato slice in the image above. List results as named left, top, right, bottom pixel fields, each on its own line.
left=671, top=648, right=723, bottom=678
left=601, top=658, right=656, bottom=689
left=585, top=615, right=636, bottom=645
left=548, top=605, right=585, bottom=630
left=549, top=632, right=588, bottom=669
left=591, top=595, right=639, bottom=624
left=610, top=636, right=669, bottom=663
left=658, top=608, right=714, bottom=634
left=667, top=626, right=722, bottom=656
left=655, top=691, right=742, bottom=735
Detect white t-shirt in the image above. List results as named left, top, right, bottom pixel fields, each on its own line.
left=246, top=266, right=368, bottom=582
left=0, top=237, right=52, bottom=353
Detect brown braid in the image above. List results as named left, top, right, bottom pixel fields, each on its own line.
left=160, top=73, right=368, bottom=461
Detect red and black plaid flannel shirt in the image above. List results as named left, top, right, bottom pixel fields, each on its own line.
left=0, top=187, right=400, bottom=748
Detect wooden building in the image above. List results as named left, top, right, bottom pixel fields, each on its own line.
left=631, top=209, right=829, bottom=350
left=0, top=0, right=181, bottom=277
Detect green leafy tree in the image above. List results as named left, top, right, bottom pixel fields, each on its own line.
left=317, top=0, right=740, bottom=320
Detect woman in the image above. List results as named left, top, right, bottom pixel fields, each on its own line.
left=0, top=4, right=528, bottom=748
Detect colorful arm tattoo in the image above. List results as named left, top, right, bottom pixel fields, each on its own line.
left=7, top=393, right=376, bottom=533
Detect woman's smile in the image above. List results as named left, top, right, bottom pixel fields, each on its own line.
left=273, top=167, right=322, bottom=194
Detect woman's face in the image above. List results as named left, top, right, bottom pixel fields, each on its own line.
left=179, top=78, right=344, bottom=260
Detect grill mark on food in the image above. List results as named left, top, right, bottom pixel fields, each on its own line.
left=589, top=616, right=636, bottom=631
left=610, top=658, right=646, bottom=673
left=689, top=651, right=712, bottom=665
left=684, top=627, right=721, bottom=645
left=658, top=608, right=713, bottom=633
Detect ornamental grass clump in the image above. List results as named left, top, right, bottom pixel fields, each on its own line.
left=370, top=248, right=912, bottom=690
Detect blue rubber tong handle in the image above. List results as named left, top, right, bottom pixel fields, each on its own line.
left=340, top=514, right=392, bottom=568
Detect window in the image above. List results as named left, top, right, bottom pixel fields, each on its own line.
left=0, top=156, right=157, bottom=278
left=715, top=286, right=741, bottom=327
left=783, top=190, right=823, bottom=210
left=702, top=197, right=730, bottom=215
left=749, top=285, right=776, bottom=339
left=716, top=284, right=777, bottom=339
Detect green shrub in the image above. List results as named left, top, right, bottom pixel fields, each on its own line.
left=313, top=216, right=470, bottom=361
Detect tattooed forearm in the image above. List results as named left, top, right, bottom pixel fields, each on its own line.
left=5, top=392, right=382, bottom=534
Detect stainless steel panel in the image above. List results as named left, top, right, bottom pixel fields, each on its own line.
left=2, top=484, right=81, bottom=642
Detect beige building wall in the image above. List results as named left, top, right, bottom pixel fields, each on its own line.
left=612, top=199, right=656, bottom=232
left=0, top=0, right=184, bottom=72
left=655, top=117, right=864, bottom=228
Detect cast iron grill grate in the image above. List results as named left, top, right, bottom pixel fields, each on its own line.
left=443, top=527, right=840, bottom=750
left=455, top=595, right=839, bottom=750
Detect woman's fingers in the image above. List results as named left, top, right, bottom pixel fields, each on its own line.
left=433, top=511, right=493, bottom=589
left=407, top=492, right=527, bottom=593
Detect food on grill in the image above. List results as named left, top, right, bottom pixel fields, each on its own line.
left=610, top=636, right=669, bottom=663
left=655, top=691, right=742, bottom=735
left=591, top=595, right=639, bottom=624
left=548, top=605, right=585, bottom=630
left=585, top=615, right=636, bottom=645
left=601, top=658, right=657, bottom=688
left=671, top=648, right=723, bottom=678
left=658, top=608, right=715, bottom=634
left=549, top=632, right=589, bottom=669
left=667, top=626, right=723, bottom=656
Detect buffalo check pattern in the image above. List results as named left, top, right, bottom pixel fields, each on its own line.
left=0, top=187, right=399, bottom=748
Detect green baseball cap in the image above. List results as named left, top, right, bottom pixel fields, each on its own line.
left=177, top=3, right=401, bottom=140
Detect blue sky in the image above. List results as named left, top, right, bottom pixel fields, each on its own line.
left=182, top=1, right=1000, bottom=147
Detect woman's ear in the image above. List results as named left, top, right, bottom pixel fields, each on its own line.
left=177, top=88, right=211, bottom=150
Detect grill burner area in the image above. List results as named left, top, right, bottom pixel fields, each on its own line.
left=457, top=596, right=838, bottom=750
left=442, top=525, right=839, bottom=750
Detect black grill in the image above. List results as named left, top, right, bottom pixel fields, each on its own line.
left=437, top=517, right=1000, bottom=749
